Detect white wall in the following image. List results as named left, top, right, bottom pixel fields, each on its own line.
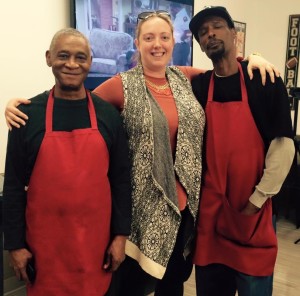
left=0, top=0, right=70, bottom=172
left=0, top=0, right=299, bottom=172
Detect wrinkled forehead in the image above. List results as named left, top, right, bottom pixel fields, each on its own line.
left=53, top=35, right=90, bottom=53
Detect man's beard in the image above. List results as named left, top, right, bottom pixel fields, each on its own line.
left=208, top=47, right=225, bottom=62
left=60, top=84, right=81, bottom=92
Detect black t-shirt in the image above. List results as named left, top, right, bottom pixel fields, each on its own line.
left=3, top=91, right=132, bottom=250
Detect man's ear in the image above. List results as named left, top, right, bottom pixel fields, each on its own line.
left=45, top=50, right=52, bottom=67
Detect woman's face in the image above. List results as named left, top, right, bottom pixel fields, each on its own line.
left=135, top=16, right=175, bottom=73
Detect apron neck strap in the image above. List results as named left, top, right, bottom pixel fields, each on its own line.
left=45, top=87, right=98, bottom=132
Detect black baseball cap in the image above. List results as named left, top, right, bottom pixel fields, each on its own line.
left=189, top=6, right=235, bottom=43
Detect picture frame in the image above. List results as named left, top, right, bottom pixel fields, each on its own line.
left=234, top=21, right=246, bottom=58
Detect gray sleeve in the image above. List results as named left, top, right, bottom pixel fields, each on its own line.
left=249, top=137, right=295, bottom=208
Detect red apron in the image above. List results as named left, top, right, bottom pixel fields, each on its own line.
left=26, top=89, right=112, bottom=295
left=193, top=64, right=277, bottom=276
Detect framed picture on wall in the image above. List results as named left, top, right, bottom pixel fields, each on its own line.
left=234, top=21, right=246, bottom=58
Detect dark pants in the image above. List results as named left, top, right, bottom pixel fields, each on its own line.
left=172, top=42, right=190, bottom=66
left=105, top=208, right=194, bottom=296
left=195, top=263, right=273, bottom=296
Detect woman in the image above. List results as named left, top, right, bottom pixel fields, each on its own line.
left=99, top=12, right=205, bottom=296
left=5, top=11, right=279, bottom=296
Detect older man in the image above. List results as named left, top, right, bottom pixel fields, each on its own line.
left=3, top=28, right=131, bottom=296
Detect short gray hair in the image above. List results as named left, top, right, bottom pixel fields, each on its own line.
left=49, top=28, right=91, bottom=54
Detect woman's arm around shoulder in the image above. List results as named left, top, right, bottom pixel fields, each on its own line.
left=5, top=99, right=31, bottom=130
left=177, top=66, right=206, bottom=82
left=92, top=75, right=125, bottom=111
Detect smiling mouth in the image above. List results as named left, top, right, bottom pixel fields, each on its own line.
left=151, top=52, right=165, bottom=57
left=62, top=72, right=80, bottom=76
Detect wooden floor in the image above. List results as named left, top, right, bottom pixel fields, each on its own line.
left=272, top=218, right=300, bottom=296
left=5, top=218, right=300, bottom=296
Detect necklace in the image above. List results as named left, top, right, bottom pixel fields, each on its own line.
left=214, top=72, right=228, bottom=78
left=145, top=79, right=170, bottom=90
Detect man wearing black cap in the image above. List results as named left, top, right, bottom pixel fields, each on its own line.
left=189, top=6, right=295, bottom=296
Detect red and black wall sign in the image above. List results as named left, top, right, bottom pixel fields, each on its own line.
left=284, top=15, right=300, bottom=108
